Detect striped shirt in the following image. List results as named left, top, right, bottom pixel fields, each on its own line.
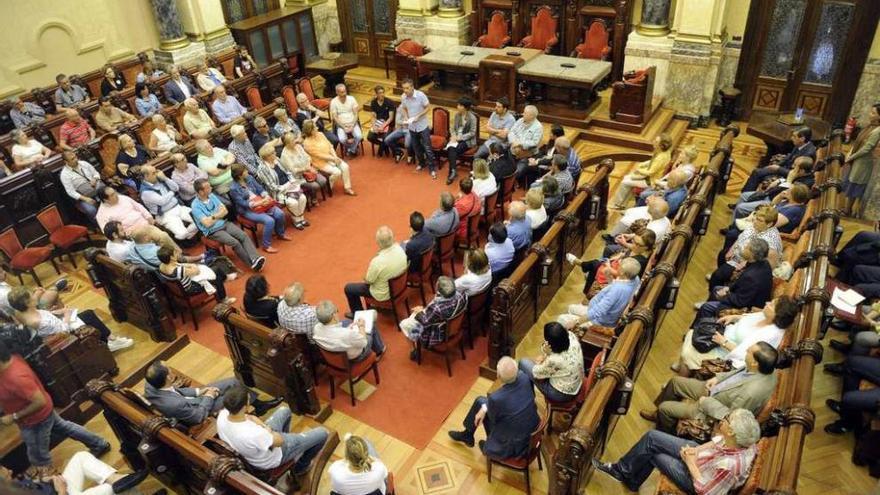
left=693, top=437, right=757, bottom=495
left=59, top=119, right=93, bottom=148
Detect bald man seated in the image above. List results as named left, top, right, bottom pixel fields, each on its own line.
left=343, top=226, right=408, bottom=317
left=448, top=356, right=541, bottom=458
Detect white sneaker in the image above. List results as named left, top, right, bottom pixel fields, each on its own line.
left=107, top=337, right=134, bottom=352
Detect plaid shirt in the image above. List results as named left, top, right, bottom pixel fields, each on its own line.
left=277, top=300, right=318, bottom=341
left=413, top=291, right=468, bottom=346
left=228, top=138, right=261, bottom=176
left=693, top=437, right=757, bottom=495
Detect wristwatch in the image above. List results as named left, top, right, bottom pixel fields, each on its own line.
left=12, top=412, right=19, bottom=421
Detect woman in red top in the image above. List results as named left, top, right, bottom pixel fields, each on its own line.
left=454, top=177, right=482, bottom=239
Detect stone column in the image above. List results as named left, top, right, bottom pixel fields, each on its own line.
left=438, top=0, right=464, bottom=18
left=150, top=0, right=190, bottom=51
left=638, top=0, right=673, bottom=37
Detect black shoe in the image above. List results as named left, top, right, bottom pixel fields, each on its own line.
left=90, top=442, right=111, bottom=458
left=409, top=349, right=419, bottom=361
left=824, top=421, right=853, bottom=435
left=601, top=234, right=615, bottom=244
left=829, top=319, right=850, bottom=331
left=251, top=256, right=266, bottom=272
left=111, top=469, right=149, bottom=494
left=726, top=203, right=736, bottom=210
left=478, top=440, right=486, bottom=453
left=54, top=278, right=69, bottom=292
left=591, top=458, right=626, bottom=484
left=823, top=362, right=845, bottom=376
left=252, top=397, right=284, bottom=416
left=829, top=339, right=852, bottom=353
left=826, top=398, right=842, bottom=414
left=448, top=430, right=474, bottom=447
left=718, top=228, right=729, bottom=236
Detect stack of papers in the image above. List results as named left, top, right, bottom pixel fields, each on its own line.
left=831, top=287, right=865, bottom=314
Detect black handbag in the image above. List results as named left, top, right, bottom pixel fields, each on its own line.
left=691, top=318, right=725, bottom=353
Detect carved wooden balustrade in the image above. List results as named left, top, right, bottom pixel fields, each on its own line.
left=549, top=125, right=740, bottom=494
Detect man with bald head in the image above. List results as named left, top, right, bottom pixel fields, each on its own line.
left=505, top=201, right=532, bottom=250
left=606, top=195, right=672, bottom=240
left=59, top=109, right=95, bottom=150
left=330, top=83, right=362, bottom=157
left=343, top=225, right=408, bottom=317
left=211, top=85, right=247, bottom=124
left=183, top=98, right=217, bottom=138
left=509, top=105, right=544, bottom=178
left=636, top=168, right=689, bottom=217
left=448, top=356, right=540, bottom=457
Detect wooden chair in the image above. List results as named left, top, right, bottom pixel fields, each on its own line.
left=364, top=270, right=410, bottom=327
left=161, top=276, right=214, bottom=330
left=317, top=346, right=380, bottom=407
left=573, top=20, right=611, bottom=60
left=246, top=86, right=264, bottom=109
left=296, top=77, right=331, bottom=110
left=464, top=286, right=491, bottom=349
left=282, top=85, right=299, bottom=113
left=407, top=245, right=435, bottom=306
left=482, top=189, right=500, bottom=227
left=547, top=349, right=605, bottom=431
left=333, top=123, right=366, bottom=157
left=430, top=107, right=450, bottom=164
left=497, top=173, right=517, bottom=220
left=417, top=308, right=467, bottom=377
left=236, top=214, right=260, bottom=246
left=476, top=11, right=511, bottom=49
left=519, top=6, right=559, bottom=54
left=433, top=231, right=457, bottom=278
left=455, top=212, right=481, bottom=252
left=486, top=413, right=549, bottom=495
left=610, top=67, right=656, bottom=125
left=36, top=205, right=90, bottom=268
left=0, top=227, right=59, bottom=286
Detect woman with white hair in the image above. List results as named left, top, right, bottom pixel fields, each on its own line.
left=10, top=129, right=52, bottom=171
left=148, top=114, right=182, bottom=154
left=273, top=107, right=299, bottom=136
left=182, top=98, right=216, bottom=138
left=256, top=143, right=309, bottom=230
left=280, top=131, right=328, bottom=205
left=593, top=408, right=762, bottom=494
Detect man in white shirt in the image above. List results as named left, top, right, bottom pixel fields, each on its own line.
left=216, top=386, right=329, bottom=482
left=103, top=221, right=135, bottom=262
left=509, top=106, right=544, bottom=178
left=605, top=195, right=672, bottom=239
left=59, top=150, right=103, bottom=220
left=399, top=78, right=437, bottom=178
left=329, top=84, right=362, bottom=157
left=312, top=300, right=385, bottom=362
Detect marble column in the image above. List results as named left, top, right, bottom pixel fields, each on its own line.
left=438, top=0, right=464, bottom=18
left=150, top=0, right=190, bottom=50
left=638, top=0, right=673, bottom=37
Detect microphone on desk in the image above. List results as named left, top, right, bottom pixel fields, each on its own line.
left=505, top=51, right=521, bottom=56
left=560, top=63, right=576, bottom=68
left=459, top=50, right=475, bottom=56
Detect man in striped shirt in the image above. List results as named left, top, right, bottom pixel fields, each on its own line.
left=59, top=109, right=95, bottom=150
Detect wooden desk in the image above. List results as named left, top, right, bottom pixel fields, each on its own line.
left=306, top=53, right=359, bottom=97
left=747, top=111, right=831, bottom=157
left=517, top=55, right=611, bottom=126
left=418, top=45, right=499, bottom=106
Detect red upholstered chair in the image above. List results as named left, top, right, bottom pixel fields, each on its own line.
left=482, top=189, right=500, bottom=227
left=486, top=413, right=549, bottom=495
left=0, top=228, right=59, bottom=286
left=574, top=20, right=611, bottom=60
left=455, top=212, right=481, bottom=253
left=464, top=286, right=490, bottom=348
left=547, top=349, right=605, bottom=431
left=282, top=85, right=299, bottom=113
left=476, top=11, right=511, bottom=49
left=393, top=39, right=432, bottom=88
left=416, top=308, right=467, bottom=377
left=160, top=277, right=213, bottom=330
left=36, top=205, right=90, bottom=268
left=364, top=270, right=410, bottom=327
left=519, top=6, right=559, bottom=54
left=236, top=215, right=260, bottom=246
left=406, top=245, right=434, bottom=306
left=245, top=86, right=263, bottom=109
left=318, top=346, right=380, bottom=407
left=497, top=173, right=517, bottom=220
left=430, top=107, right=450, bottom=157
left=433, top=230, right=456, bottom=278
left=296, top=77, right=331, bottom=110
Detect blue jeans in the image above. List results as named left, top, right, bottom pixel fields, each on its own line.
left=243, top=207, right=286, bottom=248
left=409, top=127, right=436, bottom=172
left=353, top=325, right=387, bottom=361
left=264, top=406, right=330, bottom=475
left=518, top=358, right=577, bottom=403
left=75, top=199, right=98, bottom=220
left=19, top=411, right=109, bottom=466
left=337, top=124, right=363, bottom=155
left=614, top=429, right=697, bottom=493
left=384, top=128, right=412, bottom=156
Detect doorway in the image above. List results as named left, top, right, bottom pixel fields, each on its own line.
left=337, top=0, right=398, bottom=67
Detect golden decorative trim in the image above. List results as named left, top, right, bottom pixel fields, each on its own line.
left=160, top=36, right=191, bottom=50
left=437, top=7, right=464, bottom=18
left=205, top=27, right=232, bottom=41
left=637, top=24, right=670, bottom=37
left=398, top=8, right=425, bottom=16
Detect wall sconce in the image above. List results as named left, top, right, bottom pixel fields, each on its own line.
left=540, top=256, right=553, bottom=286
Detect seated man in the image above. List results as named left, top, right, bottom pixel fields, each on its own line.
left=145, top=360, right=281, bottom=427
left=834, top=231, right=880, bottom=283
left=557, top=257, right=641, bottom=330
left=277, top=282, right=318, bottom=340
left=9, top=97, right=47, bottom=129
left=593, top=408, right=762, bottom=494
left=722, top=183, right=811, bottom=246
left=59, top=150, right=102, bottom=219
left=59, top=109, right=96, bottom=151
left=139, top=165, right=199, bottom=241
left=163, top=66, right=198, bottom=105
left=103, top=221, right=134, bottom=262
left=195, top=138, right=235, bottom=198
left=183, top=98, right=218, bottom=139
left=343, top=226, right=408, bottom=316
left=475, top=97, right=516, bottom=159
left=531, top=134, right=580, bottom=181
left=0, top=267, right=65, bottom=319
left=211, top=85, right=247, bottom=125
left=742, top=126, right=816, bottom=192
left=195, top=62, right=227, bottom=92
left=216, top=386, right=328, bottom=483
left=505, top=201, right=533, bottom=251
left=124, top=227, right=201, bottom=270
left=294, top=93, right=339, bottom=147
left=95, top=186, right=178, bottom=253
left=93, top=96, right=137, bottom=133
left=424, top=192, right=459, bottom=237
left=191, top=178, right=265, bottom=271
left=448, top=356, right=540, bottom=454
left=730, top=156, right=814, bottom=216
left=532, top=154, right=574, bottom=194
left=485, top=223, right=515, bottom=275
left=228, top=124, right=261, bottom=175
left=637, top=168, right=689, bottom=218
left=329, top=83, right=362, bottom=157
left=641, top=342, right=778, bottom=433
left=710, top=206, right=782, bottom=293
left=312, top=300, right=386, bottom=361
left=0, top=452, right=147, bottom=495
left=509, top=105, right=544, bottom=178
left=695, top=238, right=773, bottom=323
left=399, top=277, right=468, bottom=360
left=54, top=74, right=90, bottom=109
left=454, top=178, right=482, bottom=240
left=487, top=142, right=516, bottom=180
left=402, top=211, right=434, bottom=273
left=252, top=116, right=283, bottom=154
left=605, top=195, right=671, bottom=241
left=825, top=353, right=880, bottom=434
left=171, top=152, right=209, bottom=203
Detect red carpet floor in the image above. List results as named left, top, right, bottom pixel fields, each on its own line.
left=180, top=153, right=488, bottom=449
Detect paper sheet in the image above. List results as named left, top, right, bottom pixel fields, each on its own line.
left=353, top=309, right=377, bottom=334
left=831, top=287, right=863, bottom=314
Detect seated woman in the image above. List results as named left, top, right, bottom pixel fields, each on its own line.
left=195, top=61, right=227, bottom=92
left=301, top=120, right=356, bottom=196
left=471, top=159, right=498, bottom=212
left=115, top=134, right=151, bottom=189
left=10, top=129, right=52, bottom=172
left=229, top=163, right=291, bottom=253
left=446, top=96, right=478, bottom=185
left=454, top=177, right=482, bottom=240
left=256, top=143, right=309, bottom=230
left=243, top=274, right=280, bottom=327
left=273, top=108, right=299, bottom=136
left=710, top=204, right=783, bottom=291
left=148, top=114, right=182, bottom=154
left=454, top=249, right=492, bottom=296
left=280, top=131, right=328, bottom=206
left=134, top=82, right=161, bottom=117
left=525, top=188, right=548, bottom=229
left=676, top=295, right=798, bottom=375
left=233, top=46, right=258, bottom=78
left=610, top=133, right=672, bottom=209
left=518, top=322, right=585, bottom=403
left=329, top=435, right=389, bottom=495
left=542, top=176, right=565, bottom=217
left=7, top=286, right=133, bottom=352
left=136, top=59, right=164, bottom=83
left=654, top=144, right=698, bottom=188
left=723, top=183, right=811, bottom=246
left=100, top=65, right=127, bottom=96
left=157, top=245, right=236, bottom=306
left=572, top=230, right=655, bottom=298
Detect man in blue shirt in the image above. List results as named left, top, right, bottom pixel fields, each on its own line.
left=475, top=98, right=516, bottom=159
left=210, top=86, right=247, bottom=124
left=191, top=178, right=265, bottom=271
left=485, top=223, right=515, bottom=274
left=399, top=78, right=437, bottom=178
left=505, top=201, right=532, bottom=251
left=557, top=257, right=641, bottom=329
left=637, top=169, right=689, bottom=217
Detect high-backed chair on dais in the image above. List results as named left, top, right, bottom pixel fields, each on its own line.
left=519, top=6, right=559, bottom=54
left=476, top=11, right=511, bottom=49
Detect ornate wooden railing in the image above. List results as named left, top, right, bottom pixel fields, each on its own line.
left=549, top=124, right=740, bottom=494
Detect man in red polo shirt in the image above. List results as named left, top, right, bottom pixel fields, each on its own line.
left=0, top=341, right=110, bottom=468
left=59, top=108, right=95, bottom=151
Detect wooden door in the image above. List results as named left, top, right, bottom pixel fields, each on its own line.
left=338, top=0, right=397, bottom=67
left=736, top=0, right=880, bottom=124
